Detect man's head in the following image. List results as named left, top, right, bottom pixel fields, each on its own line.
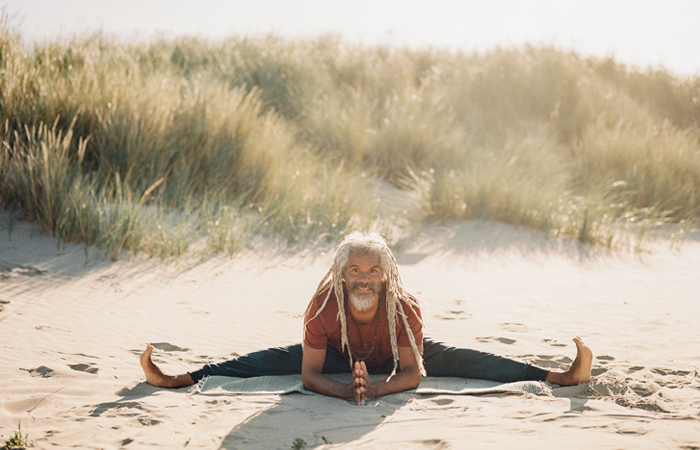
left=344, top=252, right=382, bottom=312
left=335, top=232, right=390, bottom=312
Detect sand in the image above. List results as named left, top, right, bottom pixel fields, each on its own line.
left=1, top=211, right=699, bottom=449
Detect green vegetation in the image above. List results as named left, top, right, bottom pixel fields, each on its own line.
left=291, top=437, right=307, bottom=450
left=1, top=12, right=698, bottom=258
left=1, top=421, right=28, bottom=450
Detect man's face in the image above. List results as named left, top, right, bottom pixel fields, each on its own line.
left=344, top=252, right=383, bottom=312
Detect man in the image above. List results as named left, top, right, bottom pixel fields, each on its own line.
left=140, top=231, right=592, bottom=405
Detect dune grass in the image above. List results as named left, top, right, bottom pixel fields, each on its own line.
left=1, top=14, right=698, bottom=258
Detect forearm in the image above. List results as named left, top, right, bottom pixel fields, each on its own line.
left=370, top=367, right=421, bottom=398
left=302, top=372, right=353, bottom=400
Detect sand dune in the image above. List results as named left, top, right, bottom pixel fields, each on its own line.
left=1, top=212, right=699, bottom=449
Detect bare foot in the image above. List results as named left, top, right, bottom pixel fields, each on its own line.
left=568, top=336, right=593, bottom=384
left=140, top=344, right=194, bottom=388
left=545, top=336, right=593, bottom=386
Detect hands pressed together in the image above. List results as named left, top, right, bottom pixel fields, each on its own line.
left=301, top=344, right=421, bottom=406
left=348, top=360, right=376, bottom=406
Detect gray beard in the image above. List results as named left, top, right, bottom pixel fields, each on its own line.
left=349, top=292, right=376, bottom=312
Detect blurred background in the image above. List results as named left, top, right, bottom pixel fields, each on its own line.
left=6, top=0, right=700, bottom=76
left=2, top=0, right=699, bottom=259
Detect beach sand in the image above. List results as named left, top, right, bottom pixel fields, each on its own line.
left=1, top=212, right=699, bottom=449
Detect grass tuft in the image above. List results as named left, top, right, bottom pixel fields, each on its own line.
left=2, top=421, right=29, bottom=450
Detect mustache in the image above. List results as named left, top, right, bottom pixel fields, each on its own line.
left=350, top=282, right=379, bottom=294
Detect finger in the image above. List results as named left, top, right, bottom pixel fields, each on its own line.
left=359, top=361, right=369, bottom=379
left=354, top=387, right=365, bottom=406
left=356, top=387, right=366, bottom=402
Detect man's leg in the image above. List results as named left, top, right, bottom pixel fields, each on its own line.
left=188, top=344, right=306, bottom=383
left=422, top=336, right=592, bottom=385
left=140, top=343, right=354, bottom=388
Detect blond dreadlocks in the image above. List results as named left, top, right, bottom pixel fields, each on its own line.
left=303, top=231, right=426, bottom=376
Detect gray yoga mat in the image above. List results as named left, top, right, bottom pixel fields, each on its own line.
left=191, top=373, right=550, bottom=396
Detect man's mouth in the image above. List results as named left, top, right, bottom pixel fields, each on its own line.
left=351, top=282, right=378, bottom=294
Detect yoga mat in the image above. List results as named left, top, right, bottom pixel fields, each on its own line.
left=191, top=373, right=551, bottom=397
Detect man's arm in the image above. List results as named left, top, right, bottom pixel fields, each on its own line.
left=301, top=344, right=361, bottom=403
left=354, top=343, right=423, bottom=404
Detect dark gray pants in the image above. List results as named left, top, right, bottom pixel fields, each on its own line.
left=189, top=338, right=549, bottom=383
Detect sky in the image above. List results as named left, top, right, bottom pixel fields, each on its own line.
left=4, top=0, right=700, bottom=76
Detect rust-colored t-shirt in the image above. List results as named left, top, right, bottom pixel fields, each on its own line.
left=303, top=286, right=423, bottom=369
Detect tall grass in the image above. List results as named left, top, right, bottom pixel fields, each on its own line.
left=1, top=13, right=698, bottom=258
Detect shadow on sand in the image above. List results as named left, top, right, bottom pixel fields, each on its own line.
left=215, top=392, right=412, bottom=449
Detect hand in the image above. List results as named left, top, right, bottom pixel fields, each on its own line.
left=351, top=361, right=377, bottom=406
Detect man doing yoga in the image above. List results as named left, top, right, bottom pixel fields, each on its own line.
left=140, top=231, right=592, bottom=405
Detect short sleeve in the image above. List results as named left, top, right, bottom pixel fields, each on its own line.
left=303, top=295, right=330, bottom=350
left=397, top=300, right=423, bottom=347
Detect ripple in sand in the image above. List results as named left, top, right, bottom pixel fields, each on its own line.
left=35, top=325, right=71, bottom=333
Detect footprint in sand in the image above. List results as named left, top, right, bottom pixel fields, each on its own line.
left=138, top=417, right=161, bottom=426
left=589, top=373, right=668, bottom=413
left=0, top=261, right=46, bottom=279
left=596, top=355, right=615, bottom=362
left=499, top=323, right=529, bottom=333
left=476, top=336, right=517, bottom=345
left=150, top=342, right=191, bottom=352
left=420, top=439, right=450, bottom=449
left=21, top=366, right=56, bottom=378
left=436, top=310, right=472, bottom=320
left=542, top=338, right=568, bottom=347
left=68, top=363, right=99, bottom=374
left=530, top=354, right=573, bottom=369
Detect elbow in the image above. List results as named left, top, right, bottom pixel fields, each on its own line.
left=301, top=371, right=314, bottom=390
left=410, top=375, right=421, bottom=389
left=406, top=368, right=422, bottom=389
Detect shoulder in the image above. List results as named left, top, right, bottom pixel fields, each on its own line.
left=398, top=292, right=422, bottom=318
left=307, top=287, right=339, bottom=319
